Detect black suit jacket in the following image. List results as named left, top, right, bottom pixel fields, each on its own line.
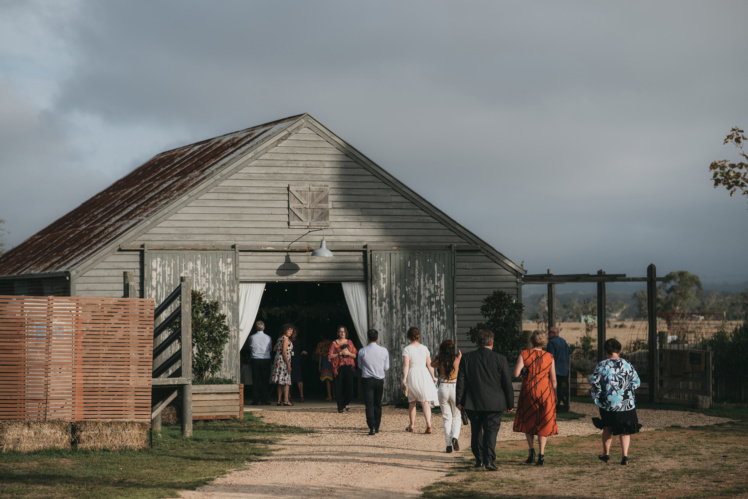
left=456, top=347, right=514, bottom=412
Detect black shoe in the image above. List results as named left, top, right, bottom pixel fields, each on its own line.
left=598, top=454, right=610, bottom=463
left=485, top=462, right=498, bottom=471
left=446, top=446, right=453, bottom=453
left=368, top=428, right=376, bottom=436
left=452, top=437, right=460, bottom=452
left=375, top=428, right=379, bottom=433
left=473, top=460, right=483, bottom=468
left=536, top=454, right=544, bottom=466
left=621, top=456, right=629, bottom=466
left=525, top=448, right=536, bottom=464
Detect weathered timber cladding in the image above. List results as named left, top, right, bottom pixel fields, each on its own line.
left=0, top=276, right=69, bottom=296
left=146, top=251, right=238, bottom=381
left=455, top=251, right=520, bottom=353
left=370, top=250, right=454, bottom=403
left=74, top=251, right=141, bottom=298
left=239, top=251, right=365, bottom=282
left=132, top=127, right=466, bottom=248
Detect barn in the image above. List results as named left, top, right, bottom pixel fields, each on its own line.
left=0, top=113, right=524, bottom=402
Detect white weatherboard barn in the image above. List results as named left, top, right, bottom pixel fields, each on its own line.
left=0, top=114, right=524, bottom=402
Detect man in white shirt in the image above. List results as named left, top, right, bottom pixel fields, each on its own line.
left=249, top=321, right=272, bottom=405
left=357, top=329, right=390, bottom=435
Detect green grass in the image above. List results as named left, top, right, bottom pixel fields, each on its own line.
left=423, top=407, right=748, bottom=498
left=0, top=413, right=306, bottom=499
left=571, top=395, right=748, bottom=420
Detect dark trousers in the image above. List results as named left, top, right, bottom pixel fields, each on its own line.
left=556, top=374, right=569, bottom=413
left=251, top=358, right=271, bottom=404
left=362, top=377, right=384, bottom=431
left=334, top=365, right=355, bottom=411
left=466, top=410, right=502, bottom=465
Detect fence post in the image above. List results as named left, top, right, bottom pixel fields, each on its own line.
left=180, top=276, right=193, bottom=437
left=647, top=264, right=658, bottom=403
left=596, top=270, right=606, bottom=362
left=547, top=269, right=555, bottom=329
left=123, top=271, right=136, bottom=298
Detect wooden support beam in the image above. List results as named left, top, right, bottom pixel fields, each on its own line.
left=547, top=269, right=556, bottom=328
left=647, top=264, right=659, bottom=403
left=180, top=276, right=193, bottom=438
left=596, top=270, right=607, bottom=362
left=123, top=271, right=136, bottom=298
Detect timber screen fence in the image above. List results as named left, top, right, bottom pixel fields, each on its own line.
left=0, top=295, right=154, bottom=422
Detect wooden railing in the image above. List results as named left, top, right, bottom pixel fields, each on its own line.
left=0, top=295, right=153, bottom=422
left=151, top=276, right=192, bottom=437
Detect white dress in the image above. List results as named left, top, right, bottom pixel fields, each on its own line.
left=403, top=344, right=439, bottom=405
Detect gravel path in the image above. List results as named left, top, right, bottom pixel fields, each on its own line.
left=180, top=402, right=730, bottom=498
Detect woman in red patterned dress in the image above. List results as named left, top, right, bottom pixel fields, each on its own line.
left=512, top=330, right=558, bottom=466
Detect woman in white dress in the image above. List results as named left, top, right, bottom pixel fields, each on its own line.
left=402, top=326, right=439, bottom=433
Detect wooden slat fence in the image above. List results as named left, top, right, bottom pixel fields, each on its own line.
left=0, top=295, right=154, bottom=422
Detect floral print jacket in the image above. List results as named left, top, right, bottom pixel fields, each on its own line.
left=589, top=358, right=641, bottom=412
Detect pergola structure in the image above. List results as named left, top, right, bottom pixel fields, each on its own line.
left=523, top=264, right=664, bottom=403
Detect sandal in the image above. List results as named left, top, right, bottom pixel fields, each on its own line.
left=276, top=402, right=282, bottom=406
left=300, top=397, right=305, bottom=402
left=283, top=401, right=294, bottom=406
left=424, top=426, right=432, bottom=434
left=405, top=426, right=414, bottom=432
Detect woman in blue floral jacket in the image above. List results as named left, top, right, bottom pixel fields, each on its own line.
left=589, top=338, right=642, bottom=465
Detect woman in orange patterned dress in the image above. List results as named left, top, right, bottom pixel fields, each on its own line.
left=512, top=330, right=558, bottom=466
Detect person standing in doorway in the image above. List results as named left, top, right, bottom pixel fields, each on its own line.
left=290, top=327, right=307, bottom=402
left=270, top=324, right=294, bottom=406
left=328, top=326, right=357, bottom=413
left=316, top=334, right=335, bottom=401
left=456, top=329, right=514, bottom=471
left=546, top=326, right=570, bottom=412
left=357, top=328, right=389, bottom=435
left=248, top=321, right=272, bottom=405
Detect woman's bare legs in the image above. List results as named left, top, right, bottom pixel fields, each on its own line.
left=620, top=434, right=631, bottom=457
left=324, top=380, right=332, bottom=401
left=601, top=427, right=613, bottom=455
left=525, top=433, right=534, bottom=450
left=408, top=401, right=417, bottom=429
left=421, top=401, right=432, bottom=428
left=538, top=435, right=548, bottom=455
left=283, top=385, right=291, bottom=404
left=276, top=385, right=283, bottom=404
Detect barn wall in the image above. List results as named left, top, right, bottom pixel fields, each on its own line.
left=131, top=126, right=467, bottom=249
left=0, top=276, right=70, bottom=296
left=239, top=251, right=365, bottom=282
left=74, top=251, right=142, bottom=298
left=455, top=251, right=520, bottom=354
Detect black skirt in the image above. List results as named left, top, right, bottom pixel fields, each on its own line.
left=592, top=407, right=642, bottom=435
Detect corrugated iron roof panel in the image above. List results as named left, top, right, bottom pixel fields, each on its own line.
left=0, top=115, right=302, bottom=275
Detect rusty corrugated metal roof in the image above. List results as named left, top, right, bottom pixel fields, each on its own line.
left=0, top=114, right=303, bottom=276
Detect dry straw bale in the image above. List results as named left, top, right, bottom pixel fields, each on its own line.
left=161, top=405, right=179, bottom=425
left=0, top=420, right=71, bottom=452
left=71, top=421, right=150, bottom=451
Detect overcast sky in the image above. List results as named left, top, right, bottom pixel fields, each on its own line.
left=1, top=1, right=747, bottom=289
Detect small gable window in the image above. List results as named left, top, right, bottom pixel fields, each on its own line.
left=288, top=184, right=330, bottom=228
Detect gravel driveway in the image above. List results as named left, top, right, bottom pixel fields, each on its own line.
left=179, top=402, right=730, bottom=498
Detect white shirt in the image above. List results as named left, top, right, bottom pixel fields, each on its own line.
left=249, top=331, right=272, bottom=360
left=358, top=342, right=390, bottom=380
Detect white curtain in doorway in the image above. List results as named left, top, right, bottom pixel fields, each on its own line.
left=239, top=282, right=266, bottom=349
left=342, top=282, right=368, bottom=347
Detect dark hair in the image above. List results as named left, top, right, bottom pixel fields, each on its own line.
left=475, top=329, right=494, bottom=347
left=407, top=326, right=421, bottom=342
left=280, top=323, right=294, bottom=336
left=336, top=325, right=348, bottom=339
left=435, top=339, right=457, bottom=379
left=604, top=338, right=622, bottom=355
left=367, top=329, right=379, bottom=342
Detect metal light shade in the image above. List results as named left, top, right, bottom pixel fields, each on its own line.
left=311, top=238, right=333, bottom=257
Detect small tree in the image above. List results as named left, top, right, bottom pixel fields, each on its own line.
left=0, top=218, right=7, bottom=254
left=170, top=290, right=231, bottom=383
left=468, top=290, right=525, bottom=360
left=709, top=127, right=748, bottom=203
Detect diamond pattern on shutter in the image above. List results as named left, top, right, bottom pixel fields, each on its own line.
left=288, top=184, right=329, bottom=228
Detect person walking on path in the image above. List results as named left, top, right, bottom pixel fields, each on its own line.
left=589, top=338, right=642, bottom=465
left=456, top=329, right=514, bottom=471
left=402, top=326, right=439, bottom=434
left=358, top=328, right=390, bottom=435
left=328, top=326, right=358, bottom=413
left=546, top=326, right=570, bottom=412
left=248, top=321, right=272, bottom=406
left=513, top=330, right=558, bottom=466
left=270, top=324, right=294, bottom=406
left=431, top=339, right=462, bottom=453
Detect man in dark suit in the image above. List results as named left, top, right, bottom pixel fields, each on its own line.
left=456, top=329, right=515, bottom=471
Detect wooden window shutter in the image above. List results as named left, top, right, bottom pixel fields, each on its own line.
left=289, top=184, right=329, bottom=228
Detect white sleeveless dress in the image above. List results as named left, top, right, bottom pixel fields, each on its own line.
left=403, top=344, right=439, bottom=405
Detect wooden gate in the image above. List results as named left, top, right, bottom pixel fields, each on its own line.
left=370, top=250, right=455, bottom=403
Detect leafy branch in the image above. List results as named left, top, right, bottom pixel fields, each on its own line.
left=709, top=127, right=748, bottom=201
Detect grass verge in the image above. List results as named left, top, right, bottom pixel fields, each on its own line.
left=424, top=405, right=748, bottom=498
left=0, top=412, right=305, bottom=499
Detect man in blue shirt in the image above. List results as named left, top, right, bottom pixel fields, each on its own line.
left=357, top=328, right=390, bottom=435
left=546, top=326, right=570, bottom=413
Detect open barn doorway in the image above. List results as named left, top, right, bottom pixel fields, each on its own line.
left=246, top=282, right=360, bottom=402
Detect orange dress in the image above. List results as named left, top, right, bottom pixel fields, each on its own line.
left=513, top=349, right=558, bottom=437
